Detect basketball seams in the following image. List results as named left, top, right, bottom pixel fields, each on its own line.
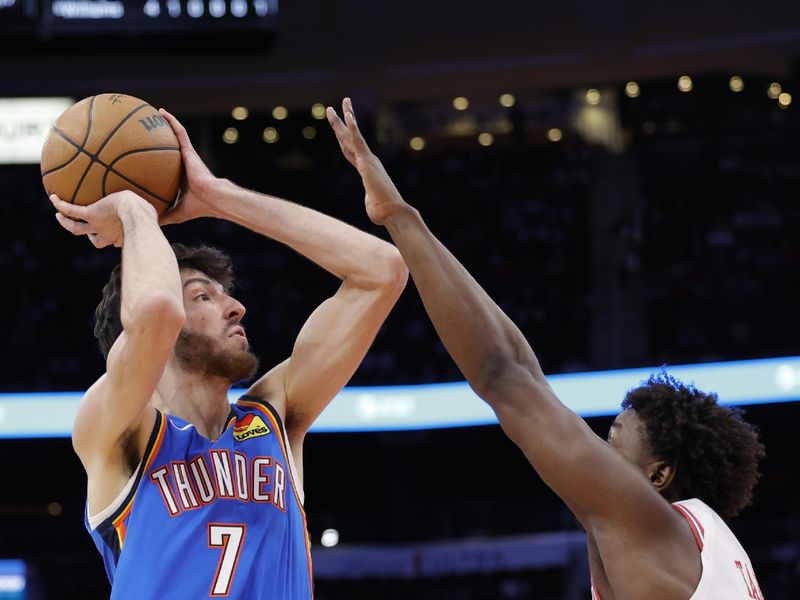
left=70, top=154, right=97, bottom=203
left=41, top=128, right=83, bottom=176
left=101, top=146, right=181, bottom=203
left=103, top=164, right=176, bottom=205
left=40, top=96, right=95, bottom=178
left=46, top=131, right=179, bottom=179
left=70, top=101, right=149, bottom=203
left=92, top=102, right=149, bottom=158
left=82, top=96, right=96, bottom=149
left=107, top=146, right=181, bottom=164
left=70, top=97, right=107, bottom=204
left=46, top=134, right=179, bottom=205
left=42, top=95, right=181, bottom=212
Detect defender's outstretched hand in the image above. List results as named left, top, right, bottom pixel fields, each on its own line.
left=327, top=98, right=411, bottom=225
left=158, top=108, right=221, bottom=226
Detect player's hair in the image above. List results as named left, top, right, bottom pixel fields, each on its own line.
left=94, top=243, right=235, bottom=359
left=622, top=371, right=765, bottom=520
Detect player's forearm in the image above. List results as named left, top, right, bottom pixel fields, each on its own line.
left=383, top=207, right=546, bottom=395
left=118, top=196, right=184, bottom=328
left=208, top=180, right=405, bottom=289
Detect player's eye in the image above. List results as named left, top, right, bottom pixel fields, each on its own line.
left=195, top=293, right=209, bottom=301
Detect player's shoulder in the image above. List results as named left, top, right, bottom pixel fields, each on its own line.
left=672, top=497, right=729, bottom=544
left=73, top=376, right=157, bottom=469
left=244, top=359, right=290, bottom=418
left=673, top=498, right=716, bottom=521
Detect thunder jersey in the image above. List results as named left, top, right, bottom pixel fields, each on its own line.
left=86, top=396, right=313, bottom=599
left=591, top=498, right=763, bottom=600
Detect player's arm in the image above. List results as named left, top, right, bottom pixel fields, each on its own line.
left=326, top=99, right=682, bottom=539
left=158, top=109, right=408, bottom=461
left=53, top=192, right=185, bottom=473
left=223, top=185, right=407, bottom=436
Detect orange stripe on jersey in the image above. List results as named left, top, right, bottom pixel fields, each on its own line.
left=111, top=412, right=168, bottom=549
left=236, top=399, right=314, bottom=596
left=673, top=504, right=704, bottom=552
left=112, top=504, right=132, bottom=548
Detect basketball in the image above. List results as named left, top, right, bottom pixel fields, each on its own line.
left=40, top=93, right=183, bottom=214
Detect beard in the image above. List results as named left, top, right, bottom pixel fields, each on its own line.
left=174, top=328, right=259, bottom=385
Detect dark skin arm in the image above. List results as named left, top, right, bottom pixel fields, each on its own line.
left=327, top=99, right=701, bottom=599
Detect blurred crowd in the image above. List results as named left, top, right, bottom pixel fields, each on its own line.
left=2, top=72, right=800, bottom=598
left=3, top=76, right=799, bottom=394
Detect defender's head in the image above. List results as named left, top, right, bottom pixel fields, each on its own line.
left=94, top=243, right=258, bottom=384
left=608, top=371, right=765, bottom=520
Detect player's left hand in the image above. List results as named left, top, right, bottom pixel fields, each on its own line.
left=50, top=191, right=154, bottom=249
left=158, top=108, right=221, bottom=226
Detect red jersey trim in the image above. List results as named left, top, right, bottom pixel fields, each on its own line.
left=673, top=503, right=704, bottom=552
left=590, top=572, right=603, bottom=600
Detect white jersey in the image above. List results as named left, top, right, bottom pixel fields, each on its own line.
left=590, top=498, right=763, bottom=599
left=673, top=498, right=763, bottom=599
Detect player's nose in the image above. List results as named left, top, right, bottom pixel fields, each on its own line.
left=225, top=295, right=246, bottom=321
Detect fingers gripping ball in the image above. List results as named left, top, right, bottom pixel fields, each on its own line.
left=40, top=93, right=182, bottom=214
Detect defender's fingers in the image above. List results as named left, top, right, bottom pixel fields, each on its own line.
left=326, top=107, right=357, bottom=162
left=326, top=106, right=349, bottom=138
left=342, top=100, right=369, bottom=153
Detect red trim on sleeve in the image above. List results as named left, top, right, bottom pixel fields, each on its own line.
left=673, top=503, right=704, bottom=552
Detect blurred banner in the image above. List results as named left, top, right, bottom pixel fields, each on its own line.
left=0, top=98, right=74, bottom=165
left=2, top=355, right=799, bottom=437
left=312, top=531, right=587, bottom=579
left=0, top=560, right=27, bottom=600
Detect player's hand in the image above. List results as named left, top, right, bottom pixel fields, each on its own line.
left=158, top=108, right=220, bottom=226
left=327, top=98, right=412, bottom=226
left=50, top=191, right=154, bottom=249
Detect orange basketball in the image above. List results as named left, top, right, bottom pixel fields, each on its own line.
left=40, top=93, right=182, bottom=214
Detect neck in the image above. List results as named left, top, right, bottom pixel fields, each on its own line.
left=156, top=359, right=233, bottom=440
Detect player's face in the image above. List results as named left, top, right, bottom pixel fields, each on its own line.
left=607, top=409, right=654, bottom=473
left=173, top=269, right=259, bottom=383
left=180, top=269, right=248, bottom=343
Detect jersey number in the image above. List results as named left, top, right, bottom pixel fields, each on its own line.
left=208, top=523, right=246, bottom=597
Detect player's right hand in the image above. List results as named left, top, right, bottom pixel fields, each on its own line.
left=157, top=108, right=220, bottom=226
left=327, top=98, right=413, bottom=226
left=50, top=191, right=156, bottom=249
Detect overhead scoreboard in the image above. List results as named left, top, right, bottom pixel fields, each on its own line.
left=1, top=0, right=278, bottom=49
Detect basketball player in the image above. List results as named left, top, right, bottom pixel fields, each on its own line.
left=49, top=106, right=408, bottom=598
left=327, top=98, right=766, bottom=599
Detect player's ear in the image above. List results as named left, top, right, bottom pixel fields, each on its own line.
left=647, top=460, right=676, bottom=492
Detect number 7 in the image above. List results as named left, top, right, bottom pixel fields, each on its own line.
left=208, top=523, right=246, bottom=597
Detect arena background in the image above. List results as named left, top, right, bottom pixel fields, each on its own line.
left=2, top=1, right=800, bottom=597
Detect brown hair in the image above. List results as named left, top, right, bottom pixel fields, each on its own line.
left=93, top=243, right=234, bottom=359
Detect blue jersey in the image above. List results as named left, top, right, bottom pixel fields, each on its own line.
left=86, top=396, right=313, bottom=599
